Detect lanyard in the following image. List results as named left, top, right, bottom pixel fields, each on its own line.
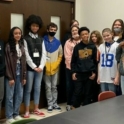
left=105, top=41, right=114, bottom=59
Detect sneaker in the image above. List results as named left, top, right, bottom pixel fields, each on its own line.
left=5, top=118, right=15, bottom=124
left=34, top=109, right=45, bottom=117
left=14, top=115, right=22, bottom=120
left=47, top=106, right=53, bottom=113
left=23, top=112, right=30, bottom=118
left=66, top=105, right=71, bottom=111
left=53, top=104, right=62, bottom=112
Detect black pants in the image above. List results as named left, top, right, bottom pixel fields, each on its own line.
left=73, top=76, right=94, bottom=108
left=65, top=68, right=74, bottom=105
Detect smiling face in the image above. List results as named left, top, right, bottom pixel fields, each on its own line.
left=102, top=31, right=113, bottom=43
left=80, top=30, right=89, bottom=43
left=30, top=23, right=39, bottom=33
left=13, top=28, right=22, bottom=42
left=91, top=33, right=97, bottom=44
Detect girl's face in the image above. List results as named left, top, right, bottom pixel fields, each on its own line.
left=91, top=34, right=97, bottom=43
left=102, top=31, right=113, bottom=43
left=13, top=28, right=22, bottom=42
left=71, top=27, right=78, bottom=36
left=30, top=23, right=39, bottom=33
left=113, top=21, right=122, bottom=29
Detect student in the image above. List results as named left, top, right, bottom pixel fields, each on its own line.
left=5, top=27, right=26, bottom=124
left=112, top=19, right=124, bottom=43
left=90, top=30, right=103, bottom=48
left=62, top=19, right=79, bottom=48
left=71, top=27, right=97, bottom=108
left=90, top=30, right=103, bottom=102
left=97, top=28, right=119, bottom=93
left=23, top=15, right=46, bottom=118
left=0, top=39, right=5, bottom=118
left=43, top=22, right=63, bottom=113
left=64, top=25, right=80, bottom=111
left=112, top=19, right=124, bottom=95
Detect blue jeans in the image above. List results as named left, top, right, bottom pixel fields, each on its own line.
left=24, top=71, right=43, bottom=106
left=5, top=75, right=23, bottom=119
left=121, top=76, right=124, bottom=95
left=65, top=68, right=74, bottom=105
left=100, top=83, right=116, bottom=93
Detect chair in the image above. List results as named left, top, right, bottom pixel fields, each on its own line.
left=12, top=118, right=37, bottom=124
left=98, top=91, right=116, bottom=101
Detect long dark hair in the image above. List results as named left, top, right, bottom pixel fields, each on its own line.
left=8, top=27, right=23, bottom=53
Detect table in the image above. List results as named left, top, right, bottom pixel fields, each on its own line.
left=28, top=95, right=124, bottom=124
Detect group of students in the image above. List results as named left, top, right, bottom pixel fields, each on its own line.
left=0, top=15, right=124, bottom=124
left=0, top=14, right=62, bottom=124
left=63, top=19, right=124, bottom=110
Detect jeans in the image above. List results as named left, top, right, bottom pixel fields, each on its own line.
left=100, top=83, right=116, bottom=93
left=5, top=74, right=23, bottom=118
left=65, top=68, right=74, bottom=105
left=0, top=76, right=4, bottom=118
left=24, top=71, right=43, bottom=106
left=44, top=72, right=58, bottom=107
left=121, top=76, right=124, bottom=95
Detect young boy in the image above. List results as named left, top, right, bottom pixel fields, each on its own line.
left=43, top=22, right=63, bottom=113
left=0, top=39, right=5, bottom=118
left=71, top=27, right=97, bottom=108
left=97, top=28, right=119, bottom=93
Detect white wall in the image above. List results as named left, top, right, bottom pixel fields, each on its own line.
left=75, top=0, right=124, bottom=33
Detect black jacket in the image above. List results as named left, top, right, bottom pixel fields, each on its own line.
left=71, top=41, right=97, bottom=74
left=0, top=40, right=5, bottom=77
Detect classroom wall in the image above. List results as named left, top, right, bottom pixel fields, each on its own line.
left=75, top=0, right=124, bottom=33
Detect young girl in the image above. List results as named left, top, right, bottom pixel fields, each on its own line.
left=64, top=25, right=80, bottom=111
left=90, top=30, right=103, bottom=48
left=5, top=27, right=26, bottom=124
left=90, top=30, right=103, bottom=102
left=112, top=19, right=124, bottom=43
left=112, top=19, right=124, bottom=95
left=23, top=15, right=46, bottom=118
left=62, top=19, right=79, bottom=47
left=97, top=28, right=119, bottom=93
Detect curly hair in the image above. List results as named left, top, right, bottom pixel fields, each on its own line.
left=90, top=30, right=103, bottom=46
left=8, top=27, right=23, bottom=53
left=26, top=14, right=43, bottom=31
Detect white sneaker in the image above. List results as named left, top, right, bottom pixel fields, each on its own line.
left=14, top=115, right=22, bottom=120
left=6, top=118, right=15, bottom=124
left=66, top=105, right=71, bottom=111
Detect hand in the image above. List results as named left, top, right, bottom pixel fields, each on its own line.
left=97, top=77, right=100, bottom=84
left=119, top=41, right=124, bottom=47
left=72, top=73, right=77, bottom=80
left=113, top=77, right=119, bottom=85
left=34, top=67, right=39, bottom=72
left=9, top=80, right=15, bottom=86
left=22, top=79, right=26, bottom=85
left=89, top=72, right=96, bottom=80
left=37, top=68, right=42, bottom=73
